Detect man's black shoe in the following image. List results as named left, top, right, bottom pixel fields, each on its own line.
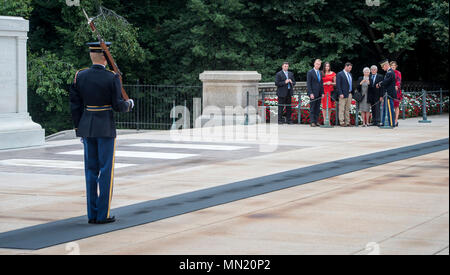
left=310, top=123, right=317, bottom=127
left=278, top=121, right=285, bottom=125
left=287, top=121, right=294, bottom=125
left=95, top=216, right=116, bottom=224
left=88, top=219, right=97, bottom=224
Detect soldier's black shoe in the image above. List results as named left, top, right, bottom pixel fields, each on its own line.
left=95, top=216, right=116, bottom=224
left=88, top=219, right=97, bottom=224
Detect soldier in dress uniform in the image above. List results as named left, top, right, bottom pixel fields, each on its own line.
left=69, top=42, right=134, bottom=224
left=377, top=59, right=397, bottom=128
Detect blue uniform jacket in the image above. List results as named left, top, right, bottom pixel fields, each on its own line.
left=379, top=68, right=397, bottom=100
left=69, top=64, right=131, bottom=138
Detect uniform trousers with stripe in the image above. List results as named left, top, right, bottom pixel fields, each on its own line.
left=83, top=137, right=116, bottom=221
left=381, top=97, right=395, bottom=127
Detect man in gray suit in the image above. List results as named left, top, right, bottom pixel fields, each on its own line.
left=369, top=65, right=384, bottom=126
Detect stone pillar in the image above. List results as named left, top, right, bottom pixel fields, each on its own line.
left=0, top=16, right=45, bottom=150
left=199, top=71, right=262, bottom=126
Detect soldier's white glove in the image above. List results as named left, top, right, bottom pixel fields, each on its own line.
left=127, top=99, right=134, bottom=109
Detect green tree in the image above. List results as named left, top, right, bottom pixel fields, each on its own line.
left=0, top=0, right=33, bottom=18
left=72, top=5, right=146, bottom=81
left=28, top=50, right=76, bottom=135
left=2, top=0, right=447, bottom=134
left=157, top=0, right=280, bottom=84
left=251, top=0, right=366, bottom=79
left=25, top=0, right=145, bottom=135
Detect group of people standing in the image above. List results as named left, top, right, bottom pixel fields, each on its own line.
left=275, top=60, right=403, bottom=127
left=355, top=60, right=403, bottom=127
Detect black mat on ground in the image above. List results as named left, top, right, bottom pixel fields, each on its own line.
left=0, top=138, right=448, bottom=250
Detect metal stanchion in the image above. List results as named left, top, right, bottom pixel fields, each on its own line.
left=136, top=80, right=140, bottom=131
left=298, top=95, right=302, bottom=124
left=321, top=93, right=333, bottom=128
left=380, top=92, right=393, bottom=129
left=401, top=92, right=406, bottom=120
left=170, top=99, right=176, bottom=130
left=193, top=97, right=201, bottom=128
left=261, top=90, right=265, bottom=108
left=379, top=96, right=383, bottom=126
left=183, top=99, right=188, bottom=129
left=244, top=91, right=249, bottom=125
left=355, top=102, right=360, bottom=127
left=260, top=91, right=266, bottom=125
left=419, top=89, right=432, bottom=123
left=335, top=97, right=339, bottom=126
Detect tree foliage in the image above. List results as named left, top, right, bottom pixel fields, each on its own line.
left=0, top=0, right=448, bottom=135
left=0, top=0, right=33, bottom=18
left=27, top=50, right=76, bottom=135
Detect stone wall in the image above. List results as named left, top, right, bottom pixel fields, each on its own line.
left=0, top=16, right=44, bottom=150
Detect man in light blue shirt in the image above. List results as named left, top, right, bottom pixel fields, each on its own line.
left=336, top=62, right=354, bottom=126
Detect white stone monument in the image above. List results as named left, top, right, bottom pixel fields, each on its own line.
left=199, top=71, right=262, bottom=126
left=0, top=16, right=45, bottom=150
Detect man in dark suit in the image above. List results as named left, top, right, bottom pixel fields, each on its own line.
left=275, top=62, right=296, bottom=124
left=335, top=62, right=354, bottom=126
left=70, top=42, right=134, bottom=224
left=377, top=59, right=397, bottom=128
left=368, top=65, right=384, bottom=126
left=306, top=59, right=324, bottom=127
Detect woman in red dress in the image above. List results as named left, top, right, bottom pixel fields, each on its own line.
left=321, top=62, right=336, bottom=125
left=390, top=61, right=403, bottom=127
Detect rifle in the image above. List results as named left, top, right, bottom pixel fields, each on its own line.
left=82, top=8, right=129, bottom=101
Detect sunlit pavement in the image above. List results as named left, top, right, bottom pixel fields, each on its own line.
left=0, top=115, right=448, bottom=255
